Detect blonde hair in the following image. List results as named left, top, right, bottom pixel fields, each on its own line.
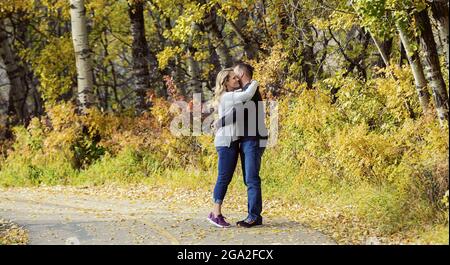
left=214, top=68, right=234, bottom=107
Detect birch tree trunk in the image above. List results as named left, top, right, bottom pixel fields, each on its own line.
left=430, top=0, right=449, bottom=68
left=186, top=23, right=202, bottom=97
left=0, top=19, right=29, bottom=124
left=203, top=6, right=232, bottom=68
left=128, top=0, right=152, bottom=115
left=396, top=21, right=431, bottom=114
left=186, top=48, right=202, bottom=96
left=0, top=53, right=10, bottom=139
left=415, top=8, right=449, bottom=125
left=369, top=30, right=390, bottom=67
left=69, top=0, right=95, bottom=113
left=226, top=17, right=260, bottom=60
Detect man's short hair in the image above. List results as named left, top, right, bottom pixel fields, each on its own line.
left=234, top=62, right=254, bottom=79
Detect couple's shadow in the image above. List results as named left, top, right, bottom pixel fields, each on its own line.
left=225, top=219, right=305, bottom=230
left=262, top=220, right=301, bottom=229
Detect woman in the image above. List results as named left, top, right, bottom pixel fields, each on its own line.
left=207, top=68, right=259, bottom=228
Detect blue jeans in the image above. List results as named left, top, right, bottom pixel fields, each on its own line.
left=240, top=139, right=265, bottom=222
left=213, top=141, right=239, bottom=204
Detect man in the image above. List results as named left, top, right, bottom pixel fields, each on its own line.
left=214, top=62, right=268, bottom=228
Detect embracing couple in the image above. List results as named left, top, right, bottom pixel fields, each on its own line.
left=207, top=62, right=268, bottom=228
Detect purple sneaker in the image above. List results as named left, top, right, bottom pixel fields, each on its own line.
left=207, top=212, right=231, bottom=228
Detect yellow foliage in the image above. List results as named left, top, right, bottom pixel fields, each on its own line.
left=251, top=43, right=289, bottom=97
left=312, top=11, right=358, bottom=31
left=157, top=46, right=182, bottom=69
left=25, top=34, right=76, bottom=103
left=376, top=64, right=422, bottom=121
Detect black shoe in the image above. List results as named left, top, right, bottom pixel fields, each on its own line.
left=236, top=218, right=263, bottom=228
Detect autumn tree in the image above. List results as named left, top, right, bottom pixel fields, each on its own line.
left=70, top=0, right=95, bottom=113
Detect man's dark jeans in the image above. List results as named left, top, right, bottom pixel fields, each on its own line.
left=239, top=138, right=265, bottom=222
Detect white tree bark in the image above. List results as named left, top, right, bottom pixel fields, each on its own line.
left=415, top=9, right=449, bottom=126
left=0, top=54, right=10, bottom=139
left=69, top=0, right=95, bottom=113
left=0, top=19, right=29, bottom=124
left=430, top=0, right=449, bottom=68
left=369, top=30, right=390, bottom=67
left=203, top=6, right=232, bottom=68
left=396, top=21, right=431, bottom=114
left=186, top=23, right=202, bottom=97
left=186, top=49, right=202, bottom=96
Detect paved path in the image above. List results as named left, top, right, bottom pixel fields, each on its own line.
left=0, top=187, right=336, bottom=245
